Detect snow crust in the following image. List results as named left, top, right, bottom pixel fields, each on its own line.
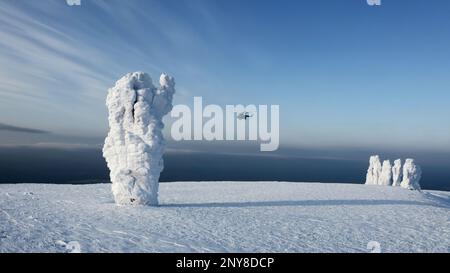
left=103, top=72, right=175, bottom=206
left=0, top=182, right=448, bottom=253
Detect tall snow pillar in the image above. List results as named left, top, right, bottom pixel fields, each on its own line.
left=400, top=159, right=422, bottom=190
left=365, top=155, right=382, bottom=185
left=103, top=72, right=175, bottom=206
left=392, top=159, right=402, bottom=187
left=379, top=160, right=393, bottom=186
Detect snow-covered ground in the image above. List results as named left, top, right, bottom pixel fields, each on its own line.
left=0, top=182, right=449, bottom=253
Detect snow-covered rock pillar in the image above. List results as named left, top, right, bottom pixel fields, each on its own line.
left=379, top=160, right=393, bottom=186
left=400, top=159, right=422, bottom=190
left=365, top=155, right=382, bottom=185
left=392, top=159, right=402, bottom=187
left=103, top=72, right=175, bottom=206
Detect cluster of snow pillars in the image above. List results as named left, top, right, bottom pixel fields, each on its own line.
left=365, top=156, right=421, bottom=190
left=103, top=72, right=175, bottom=206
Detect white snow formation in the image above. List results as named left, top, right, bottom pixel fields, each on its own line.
left=392, top=159, right=403, bottom=187
left=365, top=156, right=421, bottom=190
left=379, top=160, right=393, bottom=186
left=365, top=155, right=382, bottom=185
left=103, top=72, right=175, bottom=206
left=400, top=159, right=422, bottom=190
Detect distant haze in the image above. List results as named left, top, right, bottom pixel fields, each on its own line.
left=0, top=146, right=448, bottom=191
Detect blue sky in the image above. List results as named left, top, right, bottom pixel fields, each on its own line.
left=0, top=0, right=449, bottom=152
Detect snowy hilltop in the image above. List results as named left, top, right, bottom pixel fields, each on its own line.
left=0, top=182, right=448, bottom=253
left=103, top=72, right=175, bottom=206
left=365, top=156, right=422, bottom=190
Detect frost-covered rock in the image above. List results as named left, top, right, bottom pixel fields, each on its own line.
left=103, top=72, right=175, bottom=206
left=365, top=155, right=382, bottom=185
left=366, top=156, right=422, bottom=190
left=379, top=160, right=392, bottom=186
left=392, top=159, right=402, bottom=187
left=400, top=159, right=422, bottom=190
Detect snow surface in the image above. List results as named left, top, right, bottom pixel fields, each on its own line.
left=0, top=182, right=449, bottom=253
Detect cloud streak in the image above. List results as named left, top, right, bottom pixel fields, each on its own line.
left=0, top=0, right=221, bottom=138
left=0, top=123, right=49, bottom=134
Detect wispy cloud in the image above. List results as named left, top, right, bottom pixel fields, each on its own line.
left=0, top=1, right=121, bottom=135
left=0, top=123, right=49, bottom=134
left=0, top=142, right=101, bottom=150
left=0, top=0, right=221, bottom=138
